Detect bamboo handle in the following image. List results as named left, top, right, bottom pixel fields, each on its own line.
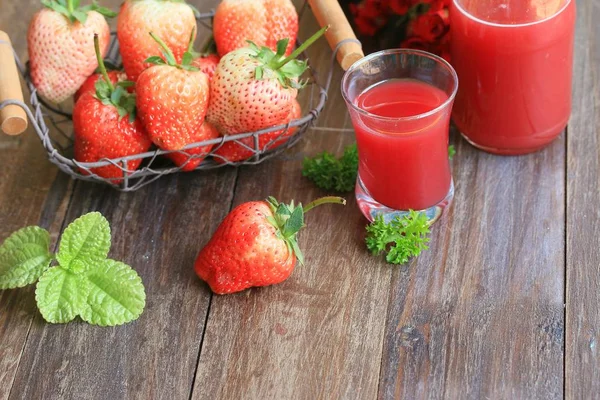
left=307, top=0, right=364, bottom=70
left=0, top=31, right=27, bottom=136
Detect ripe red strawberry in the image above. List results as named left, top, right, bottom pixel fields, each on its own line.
left=73, top=35, right=151, bottom=181
left=192, top=54, right=220, bottom=81
left=136, top=32, right=210, bottom=151
left=207, top=27, right=326, bottom=161
left=74, top=70, right=128, bottom=103
left=117, top=0, right=196, bottom=81
left=165, top=121, right=219, bottom=171
left=213, top=0, right=298, bottom=57
left=28, top=0, right=115, bottom=103
left=214, top=99, right=301, bottom=163
left=195, top=196, right=346, bottom=294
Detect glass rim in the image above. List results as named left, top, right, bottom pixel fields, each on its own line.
left=453, top=0, right=572, bottom=28
left=341, top=49, right=458, bottom=123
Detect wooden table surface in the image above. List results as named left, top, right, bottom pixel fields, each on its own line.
left=1, top=0, right=598, bottom=398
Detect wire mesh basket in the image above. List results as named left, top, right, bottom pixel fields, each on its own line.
left=0, top=4, right=363, bottom=191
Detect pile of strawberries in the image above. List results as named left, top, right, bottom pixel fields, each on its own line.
left=27, top=0, right=323, bottom=181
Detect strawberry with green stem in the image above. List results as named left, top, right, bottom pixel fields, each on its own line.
left=208, top=26, right=328, bottom=162
left=73, top=34, right=151, bottom=181
left=117, top=0, right=197, bottom=81
left=28, top=0, right=116, bottom=103
left=136, top=31, right=210, bottom=151
left=194, top=196, right=346, bottom=294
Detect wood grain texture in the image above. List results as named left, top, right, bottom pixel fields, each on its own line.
left=565, top=0, right=600, bottom=397
left=0, top=1, right=72, bottom=398
left=377, top=137, right=566, bottom=397
left=9, top=170, right=236, bottom=400
left=3, top=0, right=230, bottom=399
left=191, top=13, right=391, bottom=400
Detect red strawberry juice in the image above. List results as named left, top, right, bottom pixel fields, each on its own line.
left=450, top=0, right=576, bottom=154
left=353, top=79, right=452, bottom=211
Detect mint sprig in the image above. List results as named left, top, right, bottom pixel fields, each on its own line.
left=0, top=212, right=146, bottom=326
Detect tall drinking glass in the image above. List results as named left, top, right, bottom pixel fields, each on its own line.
left=342, top=49, right=459, bottom=223
left=451, top=0, right=576, bottom=155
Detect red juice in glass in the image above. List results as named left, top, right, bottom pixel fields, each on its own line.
left=450, top=0, right=575, bottom=155
left=342, top=49, right=458, bottom=223
left=355, top=79, right=451, bottom=211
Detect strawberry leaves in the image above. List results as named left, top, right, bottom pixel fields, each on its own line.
left=92, top=34, right=137, bottom=121
left=248, top=26, right=329, bottom=89
left=0, top=227, right=53, bottom=289
left=266, top=196, right=346, bottom=265
left=145, top=30, right=199, bottom=72
left=1, top=212, right=146, bottom=326
left=42, top=0, right=116, bottom=24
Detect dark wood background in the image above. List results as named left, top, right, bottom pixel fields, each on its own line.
left=0, top=0, right=597, bottom=398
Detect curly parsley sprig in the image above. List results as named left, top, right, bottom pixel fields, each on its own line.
left=366, top=211, right=431, bottom=264
left=302, top=144, right=358, bottom=192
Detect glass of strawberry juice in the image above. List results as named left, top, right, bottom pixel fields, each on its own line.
left=342, top=49, right=459, bottom=223
left=450, top=0, right=575, bottom=155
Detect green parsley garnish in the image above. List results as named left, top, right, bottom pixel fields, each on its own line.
left=365, top=211, right=431, bottom=265
left=448, top=145, right=456, bottom=160
left=302, top=144, right=358, bottom=192
left=0, top=212, right=145, bottom=326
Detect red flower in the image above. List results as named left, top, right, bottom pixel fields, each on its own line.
left=407, top=9, right=449, bottom=42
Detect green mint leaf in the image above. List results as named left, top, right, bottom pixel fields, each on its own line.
left=0, top=226, right=53, bottom=289
left=56, top=212, right=111, bottom=273
left=448, top=145, right=456, bottom=160
left=35, top=266, right=88, bottom=323
left=80, top=259, right=145, bottom=326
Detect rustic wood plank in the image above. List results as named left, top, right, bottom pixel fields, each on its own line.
left=377, top=125, right=566, bottom=395
left=0, top=1, right=75, bottom=398
left=4, top=0, right=234, bottom=399
left=190, top=11, right=392, bottom=399
left=9, top=169, right=237, bottom=400
left=565, top=0, right=600, bottom=397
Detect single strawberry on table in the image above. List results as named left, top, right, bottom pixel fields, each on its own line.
left=213, top=0, right=298, bottom=57
left=165, top=121, right=219, bottom=171
left=117, top=0, right=197, bottom=81
left=136, top=32, right=210, bottom=151
left=195, top=196, right=346, bottom=294
left=73, top=35, right=152, bottom=181
left=28, top=0, right=115, bottom=103
left=208, top=26, right=328, bottom=162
